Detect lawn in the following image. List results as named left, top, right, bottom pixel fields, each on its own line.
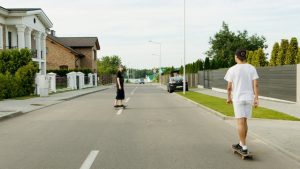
left=178, top=91, right=300, bottom=121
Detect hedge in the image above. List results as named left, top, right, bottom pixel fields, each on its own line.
left=47, top=69, right=93, bottom=76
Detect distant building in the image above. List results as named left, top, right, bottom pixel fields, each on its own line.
left=0, top=6, right=53, bottom=75
left=47, top=31, right=100, bottom=73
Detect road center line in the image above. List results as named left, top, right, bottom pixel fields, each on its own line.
left=79, top=150, right=99, bottom=169
left=130, top=87, right=138, bottom=95
left=116, top=109, right=123, bottom=115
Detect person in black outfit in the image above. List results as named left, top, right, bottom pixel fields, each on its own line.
left=114, top=66, right=125, bottom=107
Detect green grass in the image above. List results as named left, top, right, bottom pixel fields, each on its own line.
left=178, top=91, right=300, bottom=121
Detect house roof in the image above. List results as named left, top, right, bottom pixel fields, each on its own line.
left=47, top=35, right=84, bottom=57
left=58, top=37, right=100, bottom=50
left=0, top=6, right=53, bottom=28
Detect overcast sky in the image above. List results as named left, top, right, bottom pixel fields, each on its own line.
left=2, top=0, right=300, bottom=69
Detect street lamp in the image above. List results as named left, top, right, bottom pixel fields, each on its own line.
left=183, top=0, right=187, bottom=94
left=149, top=40, right=162, bottom=85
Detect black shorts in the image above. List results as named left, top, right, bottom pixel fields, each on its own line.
left=116, top=89, right=125, bottom=100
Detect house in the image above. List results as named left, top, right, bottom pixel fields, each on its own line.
left=46, top=31, right=100, bottom=73
left=0, top=6, right=53, bottom=75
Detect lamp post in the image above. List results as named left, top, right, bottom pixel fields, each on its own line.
left=149, top=40, right=162, bottom=85
left=183, top=0, right=187, bottom=94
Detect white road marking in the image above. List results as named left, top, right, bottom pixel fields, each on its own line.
left=125, top=97, right=130, bottom=103
left=79, top=150, right=99, bottom=169
left=117, top=109, right=123, bottom=115
left=130, top=87, right=138, bottom=95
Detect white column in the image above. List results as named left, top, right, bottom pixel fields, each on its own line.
left=34, top=31, right=41, bottom=59
left=0, top=25, right=3, bottom=49
left=41, top=33, right=47, bottom=60
left=25, top=27, right=32, bottom=49
left=16, top=25, right=26, bottom=49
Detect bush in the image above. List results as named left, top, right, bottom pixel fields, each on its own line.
left=47, top=68, right=93, bottom=76
left=0, top=49, right=38, bottom=100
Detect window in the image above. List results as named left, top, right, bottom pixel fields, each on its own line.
left=8, top=32, right=12, bottom=49
left=59, top=65, right=68, bottom=70
left=0, top=26, right=3, bottom=49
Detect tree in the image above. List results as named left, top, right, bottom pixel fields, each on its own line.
left=97, top=55, right=122, bottom=75
left=247, top=51, right=253, bottom=64
left=285, top=37, right=298, bottom=65
left=206, top=22, right=267, bottom=68
left=270, top=42, right=280, bottom=66
left=257, top=48, right=267, bottom=66
left=204, top=57, right=210, bottom=70
left=276, top=39, right=289, bottom=65
left=297, top=47, right=300, bottom=64
left=252, top=50, right=259, bottom=67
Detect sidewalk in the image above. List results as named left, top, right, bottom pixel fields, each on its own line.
left=193, top=88, right=300, bottom=118
left=191, top=88, right=300, bottom=163
left=0, top=85, right=112, bottom=120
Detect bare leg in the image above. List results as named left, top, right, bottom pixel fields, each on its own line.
left=114, top=99, right=118, bottom=106
left=237, top=118, right=247, bottom=146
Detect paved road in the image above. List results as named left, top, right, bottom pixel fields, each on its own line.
left=0, top=84, right=299, bottom=169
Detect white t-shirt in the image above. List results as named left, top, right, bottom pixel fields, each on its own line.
left=224, top=64, right=259, bottom=102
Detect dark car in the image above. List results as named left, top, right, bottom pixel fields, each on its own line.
left=167, top=76, right=188, bottom=93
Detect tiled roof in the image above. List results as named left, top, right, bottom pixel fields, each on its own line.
left=58, top=37, right=100, bottom=50
left=47, top=35, right=84, bottom=57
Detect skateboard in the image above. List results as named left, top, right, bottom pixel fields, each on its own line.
left=114, top=105, right=127, bottom=109
left=232, top=148, right=253, bottom=160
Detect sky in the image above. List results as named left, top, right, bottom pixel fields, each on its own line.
left=1, top=0, right=300, bottom=69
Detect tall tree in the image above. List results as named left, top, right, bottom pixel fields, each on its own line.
left=247, top=51, right=253, bottom=64
left=298, top=47, right=300, bottom=64
left=204, top=57, right=210, bottom=70
left=206, top=22, right=267, bottom=68
left=276, top=39, right=289, bottom=65
left=257, top=48, right=267, bottom=66
left=270, top=42, right=280, bottom=66
left=285, top=37, right=298, bottom=65
left=97, top=55, right=122, bottom=75
left=252, top=50, right=259, bottom=67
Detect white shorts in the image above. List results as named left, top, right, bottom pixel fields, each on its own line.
left=233, top=101, right=253, bottom=119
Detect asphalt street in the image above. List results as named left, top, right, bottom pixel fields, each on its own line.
left=0, top=84, right=299, bottom=169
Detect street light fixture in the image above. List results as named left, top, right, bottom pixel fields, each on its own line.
left=149, top=40, right=162, bottom=85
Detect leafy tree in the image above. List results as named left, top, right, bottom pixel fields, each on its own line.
left=206, top=22, right=267, bottom=68
left=257, top=48, right=267, bottom=66
left=276, top=39, right=289, bottom=65
left=252, top=50, right=259, bottom=67
left=297, top=47, right=300, bottom=64
left=270, top=42, right=280, bottom=66
left=204, top=57, right=210, bottom=70
left=247, top=51, right=253, bottom=64
left=285, top=37, right=298, bottom=65
left=97, top=55, right=122, bottom=75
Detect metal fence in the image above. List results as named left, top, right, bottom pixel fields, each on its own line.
left=84, top=76, right=90, bottom=85
left=56, top=76, right=68, bottom=89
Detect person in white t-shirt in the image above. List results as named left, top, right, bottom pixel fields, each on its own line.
left=224, top=49, right=259, bottom=154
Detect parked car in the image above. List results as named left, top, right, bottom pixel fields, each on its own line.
left=139, top=78, right=145, bottom=84
left=167, top=76, right=188, bottom=93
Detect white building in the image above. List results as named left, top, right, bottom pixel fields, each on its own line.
left=0, top=6, right=53, bottom=75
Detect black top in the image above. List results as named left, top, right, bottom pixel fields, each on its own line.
left=116, top=71, right=124, bottom=89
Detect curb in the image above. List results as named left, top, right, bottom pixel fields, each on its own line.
left=174, top=92, right=300, bottom=164
left=0, top=87, right=110, bottom=121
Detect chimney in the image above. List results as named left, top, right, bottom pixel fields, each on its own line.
left=50, top=30, right=56, bottom=36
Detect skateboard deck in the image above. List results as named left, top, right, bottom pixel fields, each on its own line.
left=114, top=105, right=127, bottom=109
left=232, top=148, right=253, bottom=160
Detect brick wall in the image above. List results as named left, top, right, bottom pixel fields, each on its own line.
left=46, top=38, right=77, bottom=70
left=74, top=46, right=98, bottom=73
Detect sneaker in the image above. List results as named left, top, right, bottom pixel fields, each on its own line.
left=240, top=148, right=248, bottom=155
left=232, top=143, right=242, bottom=150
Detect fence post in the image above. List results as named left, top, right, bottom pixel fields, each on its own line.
left=297, top=64, right=300, bottom=104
